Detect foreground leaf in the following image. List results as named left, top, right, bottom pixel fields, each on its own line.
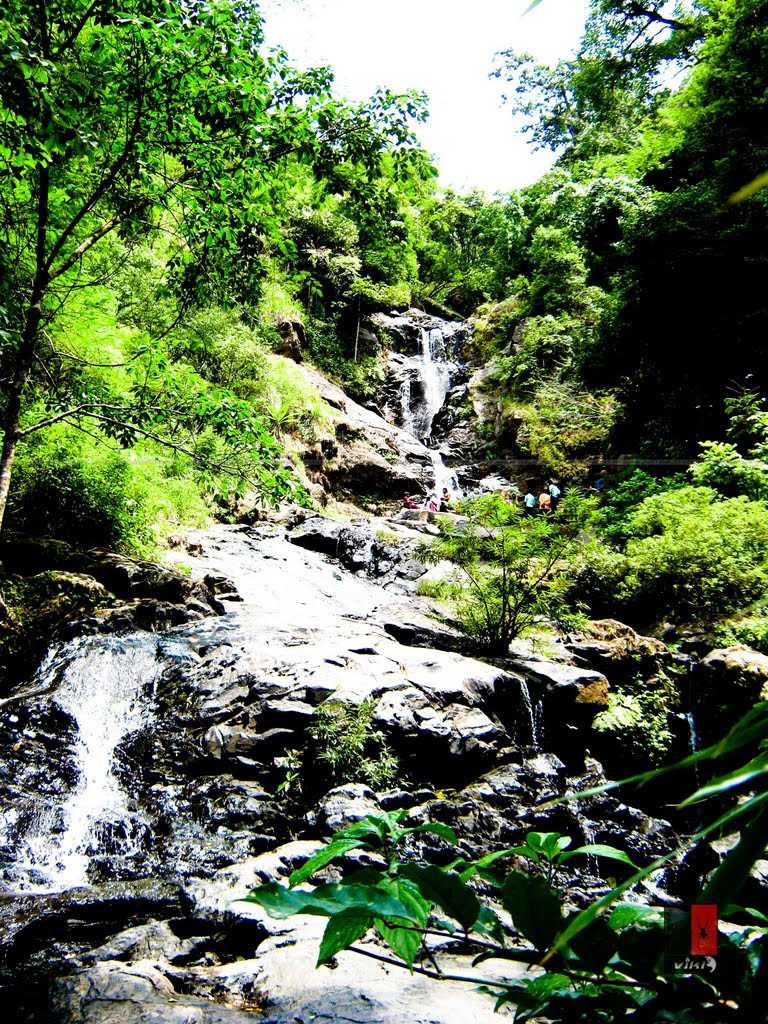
left=400, top=864, right=480, bottom=931
left=243, top=881, right=418, bottom=922
left=502, top=871, right=562, bottom=951
left=318, top=909, right=372, bottom=965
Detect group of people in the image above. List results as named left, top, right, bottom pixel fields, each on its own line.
left=523, top=479, right=561, bottom=514
left=401, top=468, right=608, bottom=518
left=402, top=486, right=454, bottom=514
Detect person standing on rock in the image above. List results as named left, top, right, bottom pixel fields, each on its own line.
left=548, top=479, right=561, bottom=510
left=524, top=489, right=537, bottom=515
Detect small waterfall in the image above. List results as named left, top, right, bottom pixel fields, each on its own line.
left=392, top=319, right=461, bottom=498
left=519, top=680, right=543, bottom=750
left=416, top=327, right=451, bottom=441
left=429, top=448, right=459, bottom=500
left=685, top=711, right=698, bottom=753
left=8, top=635, right=158, bottom=892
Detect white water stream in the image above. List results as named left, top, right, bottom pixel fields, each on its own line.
left=8, top=635, right=158, bottom=892
left=399, top=322, right=461, bottom=497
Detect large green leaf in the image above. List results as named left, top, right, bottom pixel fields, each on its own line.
left=502, top=870, right=562, bottom=951
left=375, top=917, right=422, bottom=967
left=395, top=822, right=459, bottom=845
left=399, top=864, right=481, bottom=931
left=288, top=837, right=368, bottom=886
left=243, top=881, right=418, bottom=922
left=560, top=844, right=637, bottom=869
left=317, top=909, right=372, bottom=965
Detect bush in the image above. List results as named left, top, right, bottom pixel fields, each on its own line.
left=596, top=487, right=768, bottom=623
left=8, top=428, right=212, bottom=556
left=491, top=314, right=574, bottom=391
left=592, top=689, right=675, bottom=768
left=9, top=428, right=154, bottom=553
left=515, top=380, right=619, bottom=478
left=307, top=698, right=398, bottom=790
left=691, top=440, right=768, bottom=501
left=714, top=616, right=768, bottom=655
left=305, top=318, right=385, bottom=403
left=598, top=468, right=687, bottom=541
left=419, top=493, right=594, bottom=655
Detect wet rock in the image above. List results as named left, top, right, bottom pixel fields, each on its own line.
left=688, top=645, right=768, bottom=744
left=566, top=619, right=669, bottom=679
left=203, top=726, right=296, bottom=762
left=505, top=655, right=609, bottom=763
left=315, top=783, right=381, bottom=834
left=373, top=688, right=502, bottom=781
left=258, top=699, right=315, bottom=731
left=383, top=618, right=475, bottom=656
left=287, top=517, right=342, bottom=557
left=88, top=920, right=197, bottom=964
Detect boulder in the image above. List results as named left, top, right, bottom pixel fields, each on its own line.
left=287, top=517, right=343, bottom=557
left=505, top=656, right=610, bottom=765
left=566, top=619, right=669, bottom=679
left=688, top=645, right=768, bottom=743
left=315, top=783, right=381, bottom=834
left=203, top=726, right=296, bottom=761
left=274, top=317, right=305, bottom=362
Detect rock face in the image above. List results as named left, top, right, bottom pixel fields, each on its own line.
left=565, top=619, right=670, bottom=680
left=0, top=536, right=229, bottom=690
left=688, top=644, right=768, bottom=744
left=0, top=522, right=685, bottom=1022
left=295, top=363, right=432, bottom=500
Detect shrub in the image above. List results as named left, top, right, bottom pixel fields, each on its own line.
left=419, top=493, right=594, bottom=655
left=8, top=428, right=154, bottom=553
left=515, top=380, right=619, bottom=479
left=620, top=487, right=768, bottom=621
left=598, top=468, right=687, bottom=541
left=592, top=689, right=675, bottom=767
left=691, top=440, right=768, bottom=501
left=491, top=314, right=574, bottom=391
left=714, top=616, right=768, bottom=655
left=308, top=698, right=398, bottom=790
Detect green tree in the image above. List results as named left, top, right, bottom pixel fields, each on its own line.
left=419, top=493, right=594, bottom=655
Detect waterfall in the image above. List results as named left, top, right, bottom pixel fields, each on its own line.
left=685, top=711, right=698, bottom=753
left=519, top=680, right=542, bottom=750
left=394, top=319, right=461, bottom=498
left=8, top=635, right=158, bottom=892
left=416, top=327, right=451, bottom=441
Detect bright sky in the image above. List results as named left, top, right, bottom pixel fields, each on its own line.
left=258, top=0, right=589, bottom=194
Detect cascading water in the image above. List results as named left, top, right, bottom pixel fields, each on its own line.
left=416, top=327, right=452, bottom=441
left=6, top=634, right=159, bottom=892
left=518, top=680, right=543, bottom=750
left=394, top=318, right=463, bottom=497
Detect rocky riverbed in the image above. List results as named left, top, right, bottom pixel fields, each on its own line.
left=2, top=310, right=768, bottom=1022
left=4, top=511, right=763, bottom=1022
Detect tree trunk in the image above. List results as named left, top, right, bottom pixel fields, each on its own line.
left=0, top=298, right=45, bottom=533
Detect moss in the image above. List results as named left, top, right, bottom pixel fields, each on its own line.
left=0, top=570, right=112, bottom=689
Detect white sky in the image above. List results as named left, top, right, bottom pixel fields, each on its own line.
left=258, top=0, right=589, bottom=194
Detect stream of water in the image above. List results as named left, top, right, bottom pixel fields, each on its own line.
left=7, top=635, right=159, bottom=892
left=397, top=320, right=462, bottom=497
